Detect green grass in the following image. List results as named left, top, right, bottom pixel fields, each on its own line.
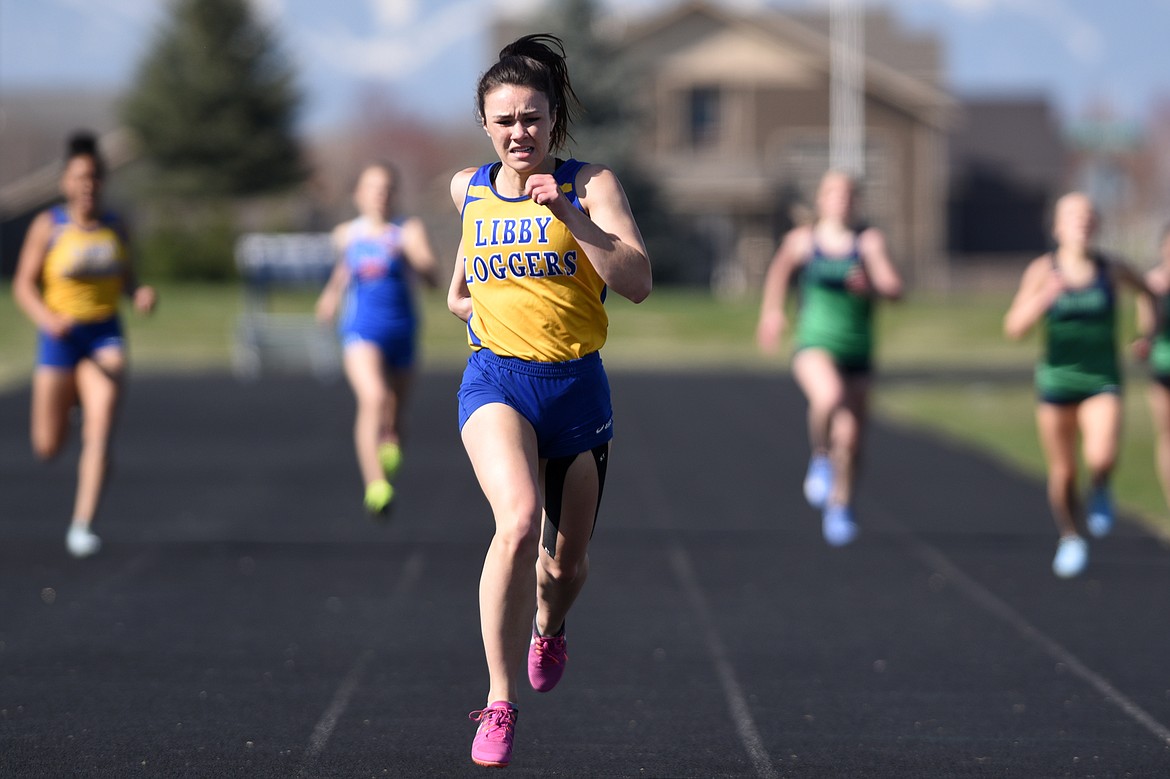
left=878, top=294, right=1029, bottom=368
left=0, top=282, right=246, bottom=386
left=3, top=281, right=1167, bottom=536
left=873, top=293, right=1170, bottom=538
left=873, top=378, right=1170, bottom=540
left=0, top=283, right=1029, bottom=379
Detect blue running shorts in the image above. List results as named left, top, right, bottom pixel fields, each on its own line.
left=341, top=327, right=417, bottom=369
left=458, top=349, right=614, bottom=460
left=38, top=317, right=124, bottom=368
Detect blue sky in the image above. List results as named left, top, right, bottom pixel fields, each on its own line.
left=2, top=0, right=1168, bottom=134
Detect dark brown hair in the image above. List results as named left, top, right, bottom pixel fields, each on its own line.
left=66, top=130, right=105, bottom=178
left=475, top=33, right=580, bottom=151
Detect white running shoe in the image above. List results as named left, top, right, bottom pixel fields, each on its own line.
left=1052, top=535, right=1087, bottom=578
left=822, top=504, right=859, bottom=547
left=66, top=525, right=101, bottom=558
left=803, top=455, right=833, bottom=509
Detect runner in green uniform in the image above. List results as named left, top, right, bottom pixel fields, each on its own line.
left=757, top=171, right=903, bottom=546
left=1140, top=225, right=1170, bottom=516
left=1005, top=192, right=1155, bottom=578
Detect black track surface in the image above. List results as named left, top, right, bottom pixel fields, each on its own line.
left=2, top=370, right=1169, bottom=778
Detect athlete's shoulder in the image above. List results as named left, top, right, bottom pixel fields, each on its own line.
left=1145, top=264, right=1170, bottom=292
left=329, top=219, right=353, bottom=250
left=555, top=157, right=593, bottom=180
left=564, top=159, right=610, bottom=183
left=784, top=225, right=816, bottom=262
left=20, top=209, right=57, bottom=254
left=857, top=225, right=887, bottom=255
left=451, top=165, right=489, bottom=212
left=31, top=208, right=58, bottom=231
left=100, top=210, right=132, bottom=243
left=36, top=206, right=74, bottom=251
left=1026, top=252, right=1054, bottom=270
left=450, top=166, right=479, bottom=190
left=1019, top=253, right=1056, bottom=284
left=466, top=163, right=498, bottom=187
left=568, top=161, right=628, bottom=207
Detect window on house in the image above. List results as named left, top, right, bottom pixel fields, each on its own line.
left=689, top=86, right=721, bottom=147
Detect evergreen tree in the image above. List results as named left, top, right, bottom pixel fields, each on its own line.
left=542, top=0, right=632, bottom=162
left=540, top=0, right=710, bottom=284
left=122, top=0, right=304, bottom=197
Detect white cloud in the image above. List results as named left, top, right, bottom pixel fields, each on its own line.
left=248, top=0, right=287, bottom=26
left=373, top=0, right=420, bottom=27
left=305, top=0, right=481, bottom=81
left=880, top=0, right=1103, bottom=63
left=490, top=0, right=549, bottom=20
left=1025, top=0, right=1103, bottom=63
left=963, top=0, right=1103, bottom=64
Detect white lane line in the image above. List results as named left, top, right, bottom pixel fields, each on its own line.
left=297, top=549, right=426, bottom=775
left=669, top=543, right=780, bottom=779
left=302, top=648, right=374, bottom=765
left=623, top=415, right=777, bottom=776
left=907, top=536, right=1170, bottom=746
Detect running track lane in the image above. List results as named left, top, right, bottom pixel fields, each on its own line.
left=1, top=372, right=1168, bottom=777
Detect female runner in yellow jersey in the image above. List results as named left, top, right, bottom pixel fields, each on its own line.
left=447, top=34, right=651, bottom=769
left=12, top=132, right=156, bottom=557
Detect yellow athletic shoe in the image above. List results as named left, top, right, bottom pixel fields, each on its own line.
left=364, top=479, right=394, bottom=516
left=377, top=441, right=402, bottom=481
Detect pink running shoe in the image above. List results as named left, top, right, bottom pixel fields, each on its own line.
left=469, top=701, right=517, bottom=768
left=528, top=623, right=568, bottom=692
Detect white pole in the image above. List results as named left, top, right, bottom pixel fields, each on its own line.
left=830, top=0, right=865, bottom=177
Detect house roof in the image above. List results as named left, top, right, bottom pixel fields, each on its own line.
left=949, top=97, right=1066, bottom=188
left=619, top=0, right=955, bottom=127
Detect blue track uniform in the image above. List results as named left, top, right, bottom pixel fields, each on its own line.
left=456, top=159, right=614, bottom=459
left=338, top=217, right=419, bottom=368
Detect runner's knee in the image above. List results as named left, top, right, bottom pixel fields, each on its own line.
left=539, top=550, right=583, bottom=582
left=356, top=385, right=388, bottom=411
left=1084, top=451, right=1116, bottom=480
left=810, top=386, right=845, bottom=414
left=492, top=507, right=542, bottom=559
left=32, top=434, right=62, bottom=461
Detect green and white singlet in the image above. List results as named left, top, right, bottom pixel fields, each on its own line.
left=795, top=235, right=873, bottom=371
left=1150, top=290, right=1170, bottom=380
left=1037, top=255, right=1120, bottom=403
